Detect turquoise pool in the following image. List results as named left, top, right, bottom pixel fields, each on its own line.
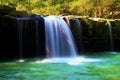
left=0, top=52, right=120, bottom=80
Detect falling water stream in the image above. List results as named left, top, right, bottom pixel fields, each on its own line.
left=74, top=18, right=84, bottom=52
left=17, top=19, right=23, bottom=60
left=44, top=16, right=77, bottom=58
left=16, top=17, right=31, bottom=62
left=108, top=22, right=114, bottom=51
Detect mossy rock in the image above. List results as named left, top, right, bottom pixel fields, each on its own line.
left=0, top=5, right=28, bottom=18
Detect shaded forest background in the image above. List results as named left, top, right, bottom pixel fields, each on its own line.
left=0, top=0, right=120, bottom=18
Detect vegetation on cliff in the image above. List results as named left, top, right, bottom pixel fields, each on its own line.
left=0, top=0, right=120, bottom=18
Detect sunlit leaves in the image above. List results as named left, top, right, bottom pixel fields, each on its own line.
left=0, top=0, right=120, bottom=18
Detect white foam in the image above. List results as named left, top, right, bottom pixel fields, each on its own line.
left=18, top=59, right=24, bottom=62
left=35, top=56, right=102, bottom=65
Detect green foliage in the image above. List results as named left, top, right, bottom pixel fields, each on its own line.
left=0, top=0, right=120, bottom=18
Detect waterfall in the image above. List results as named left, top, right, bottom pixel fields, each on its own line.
left=107, top=22, right=114, bottom=51
left=17, top=19, right=23, bottom=60
left=44, top=16, right=77, bottom=58
left=17, top=16, right=78, bottom=60
left=74, top=18, right=84, bottom=52
left=16, top=17, right=31, bottom=62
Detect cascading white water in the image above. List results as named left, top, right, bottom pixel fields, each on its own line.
left=37, top=16, right=102, bottom=64
left=44, top=16, right=77, bottom=58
